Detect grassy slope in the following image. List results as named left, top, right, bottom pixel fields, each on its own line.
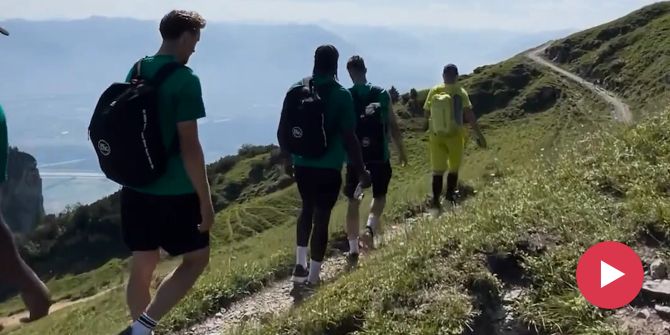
left=544, top=1, right=670, bottom=113
left=236, top=109, right=670, bottom=334
left=0, top=150, right=286, bottom=318
left=2, top=52, right=612, bottom=334
left=229, top=66, right=632, bottom=334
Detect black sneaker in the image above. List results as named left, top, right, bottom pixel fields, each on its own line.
left=305, top=279, right=321, bottom=289
left=360, top=226, right=375, bottom=250
left=117, top=326, right=132, bottom=335
left=445, top=194, right=457, bottom=208
left=291, top=264, right=309, bottom=283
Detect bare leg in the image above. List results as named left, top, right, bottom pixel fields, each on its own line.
left=144, top=247, right=209, bottom=321
left=360, top=196, right=386, bottom=249
left=368, top=196, right=387, bottom=232
left=345, top=198, right=361, bottom=242
left=126, top=251, right=160, bottom=320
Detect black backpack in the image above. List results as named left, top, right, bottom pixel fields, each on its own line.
left=352, top=85, right=386, bottom=163
left=277, top=77, right=335, bottom=159
left=88, top=60, right=183, bottom=188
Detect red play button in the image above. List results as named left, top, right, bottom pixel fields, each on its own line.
left=576, top=241, right=644, bottom=309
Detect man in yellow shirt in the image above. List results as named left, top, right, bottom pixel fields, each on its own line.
left=424, top=64, right=486, bottom=215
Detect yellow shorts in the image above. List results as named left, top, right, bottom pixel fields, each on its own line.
left=429, top=128, right=466, bottom=173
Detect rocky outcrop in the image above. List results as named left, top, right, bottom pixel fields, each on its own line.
left=0, top=148, right=44, bottom=234
left=521, top=85, right=561, bottom=113
left=469, top=63, right=541, bottom=116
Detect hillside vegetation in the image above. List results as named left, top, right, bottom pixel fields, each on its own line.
left=0, top=48, right=617, bottom=334
left=544, top=1, right=670, bottom=113
left=235, top=106, right=670, bottom=335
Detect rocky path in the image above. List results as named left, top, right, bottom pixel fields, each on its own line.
left=175, top=214, right=430, bottom=335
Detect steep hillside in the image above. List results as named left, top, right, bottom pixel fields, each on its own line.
left=235, top=107, right=670, bottom=335
left=0, top=145, right=288, bottom=300
left=544, top=1, right=670, bottom=112
left=0, top=46, right=617, bottom=333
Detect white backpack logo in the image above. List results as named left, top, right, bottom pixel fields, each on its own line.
left=292, top=127, right=304, bottom=139
left=98, top=140, right=111, bottom=156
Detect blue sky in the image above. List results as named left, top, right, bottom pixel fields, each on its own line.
left=0, top=0, right=661, bottom=31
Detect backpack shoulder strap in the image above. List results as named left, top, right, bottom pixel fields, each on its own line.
left=151, top=62, right=186, bottom=88
left=314, top=79, right=337, bottom=100
left=129, top=59, right=144, bottom=81
left=369, top=85, right=384, bottom=96
left=349, top=87, right=363, bottom=105
left=360, top=85, right=380, bottom=104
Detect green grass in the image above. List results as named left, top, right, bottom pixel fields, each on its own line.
left=230, top=93, right=669, bottom=335
left=545, top=1, right=670, bottom=113
left=1, top=132, right=434, bottom=335
left=0, top=259, right=125, bottom=318
left=1, top=46, right=617, bottom=335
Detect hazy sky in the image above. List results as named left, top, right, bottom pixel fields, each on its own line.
left=0, top=0, right=661, bottom=31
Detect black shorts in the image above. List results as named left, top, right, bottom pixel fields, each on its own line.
left=343, top=161, right=393, bottom=199
left=294, top=166, right=342, bottom=210
left=120, top=187, right=209, bottom=256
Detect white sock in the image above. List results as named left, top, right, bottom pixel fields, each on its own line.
left=308, top=260, right=322, bottom=283
left=349, top=239, right=359, bottom=254
left=367, top=215, right=379, bottom=232
left=297, top=246, right=308, bottom=268
left=131, top=313, right=157, bottom=335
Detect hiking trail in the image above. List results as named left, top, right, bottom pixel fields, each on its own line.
left=526, top=43, right=634, bottom=124
left=175, top=213, right=432, bottom=335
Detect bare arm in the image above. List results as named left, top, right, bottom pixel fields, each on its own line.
left=178, top=121, right=214, bottom=229
left=423, top=88, right=434, bottom=131
left=386, top=95, right=408, bottom=164
left=343, top=130, right=367, bottom=176
left=464, top=107, right=479, bottom=130
left=276, top=94, right=294, bottom=175
left=464, top=106, right=487, bottom=148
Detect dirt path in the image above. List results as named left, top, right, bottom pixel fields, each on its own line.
left=0, top=286, right=118, bottom=332
left=526, top=43, right=634, bottom=124
left=176, top=214, right=431, bottom=335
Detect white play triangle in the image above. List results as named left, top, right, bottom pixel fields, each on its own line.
left=601, top=260, right=625, bottom=288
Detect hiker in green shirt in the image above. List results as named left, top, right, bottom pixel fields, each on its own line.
left=117, top=10, right=214, bottom=335
left=278, top=45, right=371, bottom=286
left=0, top=26, right=52, bottom=326
left=343, top=55, right=408, bottom=264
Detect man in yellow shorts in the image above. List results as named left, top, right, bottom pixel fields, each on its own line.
left=424, top=64, right=487, bottom=215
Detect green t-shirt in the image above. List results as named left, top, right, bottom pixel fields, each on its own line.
left=349, top=82, right=391, bottom=163
left=124, top=55, right=206, bottom=195
left=0, top=104, right=8, bottom=183
left=291, top=75, right=356, bottom=171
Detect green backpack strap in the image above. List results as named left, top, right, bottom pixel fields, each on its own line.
left=368, top=85, right=385, bottom=104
